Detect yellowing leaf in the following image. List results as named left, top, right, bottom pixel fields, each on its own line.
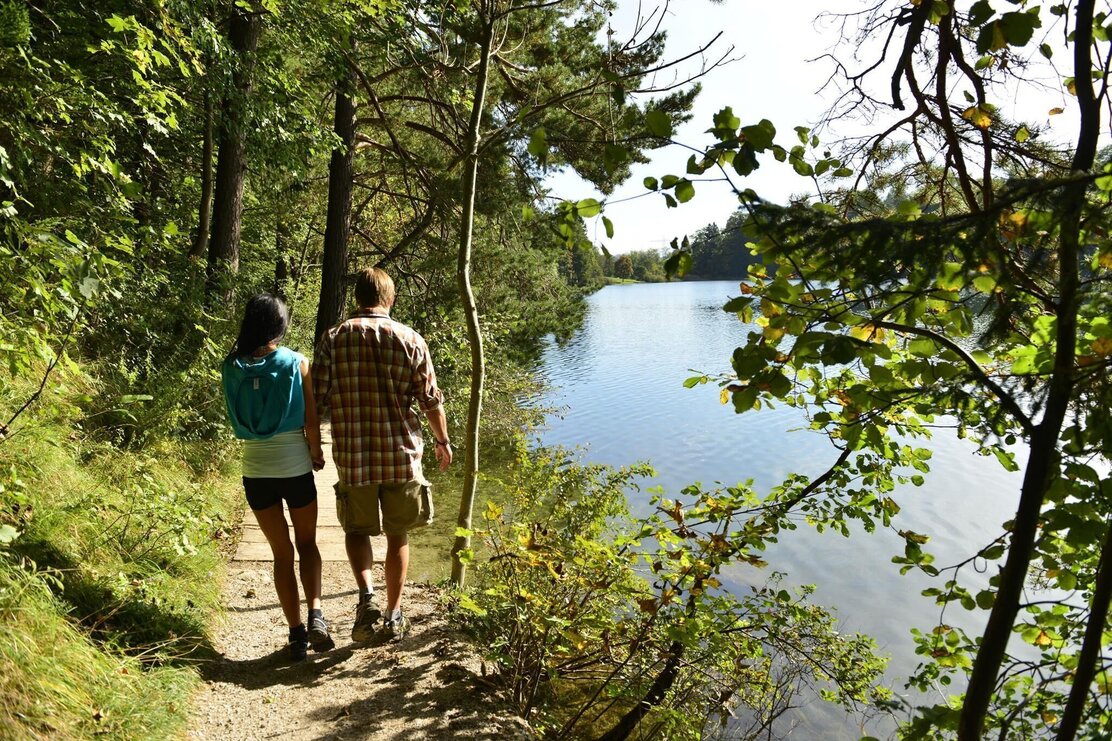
left=1099, top=250, right=1112, bottom=270
left=719, top=387, right=729, bottom=405
left=762, top=325, right=786, bottom=343
left=1035, top=630, right=1053, bottom=647
left=1049, top=106, right=1065, bottom=116
left=1092, top=337, right=1112, bottom=356
left=849, top=324, right=886, bottom=342
left=962, top=104, right=993, bottom=129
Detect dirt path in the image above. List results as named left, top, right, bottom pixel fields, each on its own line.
left=189, top=428, right=530, bottom=740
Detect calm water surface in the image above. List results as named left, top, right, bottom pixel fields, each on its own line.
left=531, top=281, right=1023, bottom=738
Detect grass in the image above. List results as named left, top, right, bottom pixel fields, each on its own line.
left=0, top=365, right=241, bottom=740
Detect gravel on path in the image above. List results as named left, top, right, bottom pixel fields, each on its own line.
left=188, top=561, right=532, bottom=740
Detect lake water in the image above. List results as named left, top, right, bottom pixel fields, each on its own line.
left=531, top=281, right=1024, bottom=738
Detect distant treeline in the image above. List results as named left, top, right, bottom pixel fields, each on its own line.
left=584, top=208, right=760, bottom=285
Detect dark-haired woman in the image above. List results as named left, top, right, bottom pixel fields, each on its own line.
left=221, top=294, right=333, bottom=661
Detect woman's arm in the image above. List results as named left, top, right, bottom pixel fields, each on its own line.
left=301, top=359, right=325, bottom=471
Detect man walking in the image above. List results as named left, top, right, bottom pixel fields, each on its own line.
left=313, top=267, right=452, bottom=642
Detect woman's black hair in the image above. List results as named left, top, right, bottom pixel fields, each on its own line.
left=230, top=293, right=289, bottom=358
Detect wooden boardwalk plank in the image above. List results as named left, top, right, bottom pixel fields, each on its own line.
left=233, top=426, right=385, bottom=562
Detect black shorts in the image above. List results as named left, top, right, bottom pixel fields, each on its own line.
left=243, top=472, right=317, bottom=511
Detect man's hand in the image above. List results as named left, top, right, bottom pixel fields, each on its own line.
left=311, top=445, right=326, bottom=471
left=434, top=440, right=453, bottom=471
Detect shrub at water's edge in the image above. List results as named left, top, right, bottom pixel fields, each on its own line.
left=455, top=444, right=890, bottom=738
left=0, top=367, right=241, bottom=740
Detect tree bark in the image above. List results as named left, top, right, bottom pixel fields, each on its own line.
left=1055, top=521, right=1112, bottom=740
left=189, top=81, right=215, bottom=259
left=314, top=63, right=357, bottom=343
left=450, top=11, right=496, bottom=588
left=273, top=202, right=291, bottom=299
left=595, top=641, right=685, bottom=741
left=205, top=6, right=262, bottom=304
left=958, top=1, right=1097, bottom=736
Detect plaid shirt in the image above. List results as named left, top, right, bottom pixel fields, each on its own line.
left=313, top=310, right=444, bottom=485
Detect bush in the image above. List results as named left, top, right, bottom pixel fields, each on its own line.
left=457, top=445, right=890, bottom=739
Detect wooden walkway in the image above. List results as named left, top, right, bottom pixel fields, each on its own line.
left=233, top=426, right=386, bottom=562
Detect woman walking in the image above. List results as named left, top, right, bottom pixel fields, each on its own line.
left=221, top=294, right=333, bottom=660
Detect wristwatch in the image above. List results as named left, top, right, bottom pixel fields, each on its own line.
left=435, top=438, right=451, bottom=447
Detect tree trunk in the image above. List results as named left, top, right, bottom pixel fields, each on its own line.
left=958, top=1, right=1096, bottom=736
left=1055, top=521, right=1112, bottom=740
left=205, top=6, right=262, bottom=304
left=314, top=63, right=357, bottom=343
left=190, top=81, right=214, bottom=259
left=595, top=641, right=685, bottom=741
left=273, top=203, right=291, bottom=299
left=450, top=12, right=496, bottom=588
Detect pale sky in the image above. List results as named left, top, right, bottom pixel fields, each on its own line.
left=546, top=1, right=1084, bottom=255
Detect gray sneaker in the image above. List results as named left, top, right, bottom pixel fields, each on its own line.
left=308, top=613, right=335, bottom=652
left=380, top=613, right=411, bottom=642
left=351, top=596, right=382, bottom=643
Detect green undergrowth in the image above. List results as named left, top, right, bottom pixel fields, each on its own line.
left=0, top=366, right=241, bottom=740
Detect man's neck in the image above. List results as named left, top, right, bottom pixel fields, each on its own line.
left=359, top=305, right=391, bottom=316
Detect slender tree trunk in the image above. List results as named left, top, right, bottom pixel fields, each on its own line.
left=273, top=202, right=291, bottom=299
left=314, top=62, right=357, bottom=343
left=959, top=1, right=1097, bottom=736
left=205, top=6, right=262, bottom=304
left=595, top=641, right=685, bottom=741
left=450, top=12, right=496, bottom=588
left=190, top=82, right=215, bottom=259
left=1055, top=521, right=1112, bottom=740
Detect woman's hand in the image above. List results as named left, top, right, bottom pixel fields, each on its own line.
left=311, top=445, right=326, bottom=471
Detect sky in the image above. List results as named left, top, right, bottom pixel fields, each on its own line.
left=544, top=1, right=1083, bottom=255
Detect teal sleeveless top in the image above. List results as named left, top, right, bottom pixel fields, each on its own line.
left=221, top=347, right=306, bottom=440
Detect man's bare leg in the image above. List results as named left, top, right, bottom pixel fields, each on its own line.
left=345, top=533, right=374, bottom=592
left=384, top=532, right=408, bottom=615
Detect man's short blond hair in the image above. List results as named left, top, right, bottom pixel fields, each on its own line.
left=354, top=267, right=396, bottom=309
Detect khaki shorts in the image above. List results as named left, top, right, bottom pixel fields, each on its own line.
left=334, top=479, right=434, bottom=537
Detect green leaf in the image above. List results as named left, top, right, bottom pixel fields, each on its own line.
left=527, top=127, right=548, bottom=160
left=741, top=120, right=776, bottom=151
left=643, top=176, right=658, bottom=191
left=723, top=296, right=753, bottom=313
left=712, top=106, right=740, bottom=132
left=576, top=198, right=601, bottom=218
left=0, top=524, right=19, bottom=545
left=969, top=0, right=994, bottom=26
left=646, top=110, right=673, bottom=138
left=998, top=10, right=1041, bottom=48
left=664, top=250, right=693, bottom=278
left=990, top=447, right=1020, bottom=472
left=674, top=179, right=695, bottom=203
left=602, top=216, right=614, bottom=239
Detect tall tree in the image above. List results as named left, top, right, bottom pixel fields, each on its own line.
left=205, top=4, right=263, bottom=303
left=450, top=6, right=496, bottom=587
left=648, top=0, right=1112, bottom=736
left=315, top=61, right=358, bottom=342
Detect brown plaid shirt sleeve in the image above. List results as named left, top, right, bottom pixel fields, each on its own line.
left=312, top=312, right=443, bottom=486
